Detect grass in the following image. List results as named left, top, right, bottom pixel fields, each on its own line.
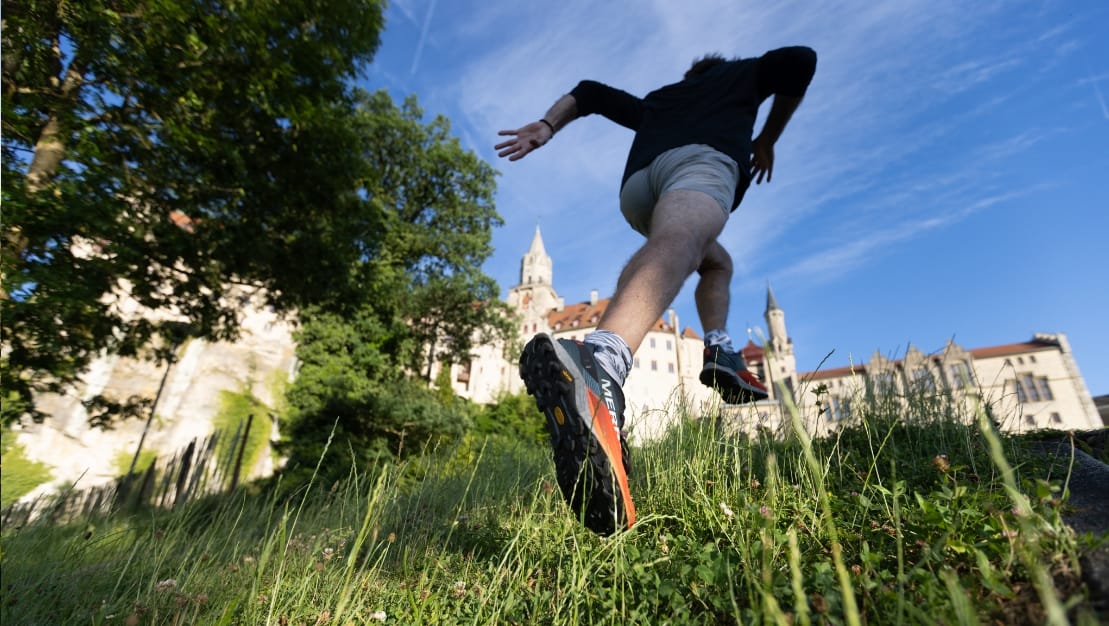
left=0, top=388, right=1103, bottom=625
left=1, top=428, right=54, bottom=508
left=213, top=390, right=274, bottom=479
left=114, top=449, right=160, bottom=477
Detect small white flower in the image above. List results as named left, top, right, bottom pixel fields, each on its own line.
left=719, top=502, right=735, bottom=519
left=370, top=610, right=387, bottom=621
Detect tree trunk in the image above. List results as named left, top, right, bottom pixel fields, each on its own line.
left=26, top=58, right=84, bottom=192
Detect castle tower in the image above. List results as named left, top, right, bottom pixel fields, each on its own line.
left=506, top=226, right=563, bottom=328
left=520, top=226, right=552, bottom=287
left=764, top=284, right=797, bottom=395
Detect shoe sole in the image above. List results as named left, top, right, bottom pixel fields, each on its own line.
left=700, top=364, right=769, bottom=404
left=519, top=334, right=635, bottom=535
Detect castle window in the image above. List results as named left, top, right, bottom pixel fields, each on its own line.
left=1050, top=412, right=1062, bottom=424
left=1020, top=374, right=1041, bottom=402
left=871, top=371, right=896, bottom=396
left=667, top=362, right=675, bottom=374
left=910, top=368, right=934, bottom=392
left=1036, top=377, right=1054, bottom=401
left=666, top=340, right=673, bottom=351
left=1029, top=355, right=1037, bottom=363
left=651, top=360, right=658, bottom=371
left=649, top=338, right=656, bottom=348
left=634, top=358, right=640, bottom=369
left=948, top=362, right=973, bottom=388
left=828, top=396, right=852, bottom=421
left=1024, top=414, right=1036, bottom=426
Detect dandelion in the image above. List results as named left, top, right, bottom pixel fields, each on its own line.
left=370, top=610, right=387, bottom=621
left=155, top=579, right=177, bottom=592
left=322, top=547, right=335, bottom=561
left=453, top=581, right=467, bottom=598
left=932, top=454, right=950, bottom=474
left=851, top=564, right=862, bottom=576
left=658, top=535, right=670, bottom=556
left=749, top=478, right=761, bottom=489
left=719, top=502, right=735, bottom=519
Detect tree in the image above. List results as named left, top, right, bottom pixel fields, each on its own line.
left=278, top=93, right=517, bottom=483
left=2, top=0, right=386, bottom=424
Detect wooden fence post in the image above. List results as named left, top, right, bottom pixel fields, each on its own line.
left=230, top=414, right=254, bottom=491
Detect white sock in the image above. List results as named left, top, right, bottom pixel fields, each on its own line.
left=583, top=330, right=632, bottom=386
left=704, top=328, right=734, bottom=353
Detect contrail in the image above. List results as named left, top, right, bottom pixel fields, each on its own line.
left=1092, top=75, right=1109, bottom=120
left=410, top=0, right=438, bottom=76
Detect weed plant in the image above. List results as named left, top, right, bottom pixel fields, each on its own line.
left=1, top=387, right=1101, bottom=625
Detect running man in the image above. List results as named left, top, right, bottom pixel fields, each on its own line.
left=496, top=46, right=817, bottom=534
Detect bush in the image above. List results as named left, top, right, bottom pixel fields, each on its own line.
left=1, top=428, right=53, bottom=508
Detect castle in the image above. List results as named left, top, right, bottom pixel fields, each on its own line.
left=14, top=227, right=1101, bottom=501
left=440, top=227, right=1103, bottom=439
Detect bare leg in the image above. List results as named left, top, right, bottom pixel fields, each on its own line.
left=695, top=240, right=732, bottom=333
left=598, top=189, right=727, bottom=353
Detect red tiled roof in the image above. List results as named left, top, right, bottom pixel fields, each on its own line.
left=967, top=341, right=1057, bottom=359
left=546, top=296, right=686, bottom=335
left=682, top=326, right=702, bottom=340
left=802, top=364, right=868, bottom=381
left=741, top=340, right=764, bottom=363
left=169, top=210, right=196, bottom=233
left=797, top=337, right=1061, bottom=379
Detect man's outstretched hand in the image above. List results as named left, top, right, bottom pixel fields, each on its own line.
left=496, top=121, right=553, bottom=161
left=751, top=135, right=775, bottom=184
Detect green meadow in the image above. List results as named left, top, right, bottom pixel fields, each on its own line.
left=1, top=389, right=1103, bottom=625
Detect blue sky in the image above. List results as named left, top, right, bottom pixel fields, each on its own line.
left=362, top=0, right=1109, bottom=396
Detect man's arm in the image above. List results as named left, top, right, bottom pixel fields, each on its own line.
left=495, top=94, right=578, bottom=162
left=751, top=46, right=817, bottom=184
left=495, top=80, right=643, bottom=162
left=751, top=95, right=803, bottom=184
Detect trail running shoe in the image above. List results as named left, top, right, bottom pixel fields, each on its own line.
left=700, top=344, right=769, bottom=404
left=519, top=334, right=635, bottom=535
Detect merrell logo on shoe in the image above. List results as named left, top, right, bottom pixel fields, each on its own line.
left=600, top=378, right=620, bottom=429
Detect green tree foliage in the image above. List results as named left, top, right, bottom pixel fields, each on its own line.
left=278, top=93, right=516, bottom=485
left=472, top=390, right=548, bottom=449
left=1, top=0, right=386, bottom=425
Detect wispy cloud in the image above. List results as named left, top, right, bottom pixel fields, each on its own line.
left=401, top=0, right=1098, bottom=306
left=409, top=0, right=438, bottom=76
left=1088, top=71, right=1109, bottom=120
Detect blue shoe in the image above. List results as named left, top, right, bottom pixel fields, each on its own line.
left=700, top=344, right=769, bottom=403
left=519, top=334, right=635, bottom=535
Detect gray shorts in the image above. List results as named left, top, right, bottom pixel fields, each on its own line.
left=619, top=144, right=739, bottom=236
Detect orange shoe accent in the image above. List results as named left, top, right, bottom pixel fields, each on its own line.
left=586, top=389, right=636, bottom=528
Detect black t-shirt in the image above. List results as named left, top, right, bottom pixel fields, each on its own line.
left=569, top=46, right=817, bottom=209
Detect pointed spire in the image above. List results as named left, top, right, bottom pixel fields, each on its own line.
left=527, top=225, right=547, bottom=257
left=766, top=283, right=780, bottom=312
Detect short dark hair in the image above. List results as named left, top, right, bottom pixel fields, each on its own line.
left=684, top=53, right=728, bottom=80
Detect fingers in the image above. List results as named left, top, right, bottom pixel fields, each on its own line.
left=496, top=142, right=531, bottom=160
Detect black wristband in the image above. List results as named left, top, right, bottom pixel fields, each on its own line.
left=539, top=118, right=555, bottom=134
